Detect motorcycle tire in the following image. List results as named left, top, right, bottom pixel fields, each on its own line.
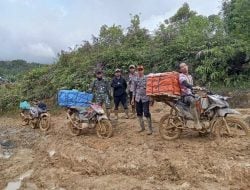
left=39, top=114, right=51, bottom=132
left=68, top=112, right=82, bottom=136
left=22, top=118, right=30, bottom=126
left=96, top=119, right=113, bottom=138
left=218, top=117, right=248, bottom=138
left=68, top=121, right=82, bottom=136
left=159, top=114, right=182, bottom=140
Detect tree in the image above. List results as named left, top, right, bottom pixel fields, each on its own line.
left=168, top=3, right=197, bottom=24
left=99, top=24, right=124, bottom=46
left=222, top=0, right=250, bottom=44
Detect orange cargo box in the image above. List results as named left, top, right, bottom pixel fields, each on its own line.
left=146, top=72, right=181, bottom=97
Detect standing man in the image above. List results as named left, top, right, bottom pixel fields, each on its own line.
left=111, top=69, right=129, bottom=120
left=179, top=62, right=202, bottom=130
left=128, top=65, right=137, bottom=117
left=131, top=65, right=153, bottom=135
left=89, top=70, right=111, bottom=120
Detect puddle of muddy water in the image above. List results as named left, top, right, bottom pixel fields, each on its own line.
left=4, top=170, right=33, bottom=190
left=0, top=150, right=13, bottom=159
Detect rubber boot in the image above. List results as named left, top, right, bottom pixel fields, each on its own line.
left=190, top=107, right=202, bottom=130
left=125, top=109, right=129, bottom=119
left=106, top=109, right=111, bottom=120
left=195, top=120, right=202, bottom=130
left=131, top=107, right=136, bottom=118
left=146, top=117, right=153, bottom=135
left=131, top=105, right=135, bottom=118
left=114, top=110, right=119, bottom=120
left=137, top=116, right=145, bottom=132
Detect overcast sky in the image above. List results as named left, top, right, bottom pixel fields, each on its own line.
left=0, top=0, right=222, bottom=63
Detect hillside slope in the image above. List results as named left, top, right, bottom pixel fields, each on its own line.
left=0, top=60, right=43, bottom=81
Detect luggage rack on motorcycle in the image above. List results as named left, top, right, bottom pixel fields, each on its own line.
left=150, top=93, right=180, bottom=103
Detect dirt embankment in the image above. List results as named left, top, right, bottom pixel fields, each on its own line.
left=0, top=103, right=249, bottom=190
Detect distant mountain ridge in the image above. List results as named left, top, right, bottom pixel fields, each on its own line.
left=0, top=60, right=44, bottom=81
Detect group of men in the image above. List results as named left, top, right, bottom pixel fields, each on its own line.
left=89, top=62, right=201, bottom=135
left=89, top=64, right=153, bottom=135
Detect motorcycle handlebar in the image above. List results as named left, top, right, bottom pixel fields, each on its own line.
left=192, top=87, right=213, bottom=95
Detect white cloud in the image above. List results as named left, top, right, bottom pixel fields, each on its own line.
left=54, top=6, right=68, bottom=18
left=141, top=12, right=174, bottom=32
left=0, top=0, right=222, bottom=63
left=8, top=0, right=33, bottom=6
left=22, top=43, right=56, bottom=58
left=141, top=0, right=221, bottom=32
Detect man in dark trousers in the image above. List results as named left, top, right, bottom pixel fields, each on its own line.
left=128, top=65, right=137, bottom=118
left=111, top=69, right=129, bottom=120
left=131, top=65, right=153, bottom=135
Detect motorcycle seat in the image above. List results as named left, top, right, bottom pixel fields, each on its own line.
left=176, top=100, right=189, bottom=111
left=69, top=106, right=88, bottom=114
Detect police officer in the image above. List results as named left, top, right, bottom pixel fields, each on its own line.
left=89, top=70, right=111, bottom=119
left=111, top=68, right=129, bottom=120
left=131, top=65, right=153, bottom=135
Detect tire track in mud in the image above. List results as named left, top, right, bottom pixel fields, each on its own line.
left=0, top=106, right=250, bottom=190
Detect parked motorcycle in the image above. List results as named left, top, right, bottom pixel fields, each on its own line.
left=20, top=103, right=51, bottom=131
left=66, top=103, right=113, bottom=138
left=158, top=88, right=248, bottom=140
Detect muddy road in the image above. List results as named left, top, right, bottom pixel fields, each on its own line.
left=0, top=104, right=249, bottom=190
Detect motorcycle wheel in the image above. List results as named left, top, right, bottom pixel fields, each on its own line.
left=20, top=112, right=30, bottom=126
left=39, top=114, right=51, bottom=131
left=159, top=114, right=182, bottom=140
left=68, top=113, right=82, bottom=136
left=68, top=121, right=82, bottom=136
left=22, top=118, right=30, bottom=126
left=218, top=117, right=248, bottom=138
left=96, top=119, right=113, bottom=138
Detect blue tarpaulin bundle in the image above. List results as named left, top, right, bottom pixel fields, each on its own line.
left=58, top=89, right=93, bottom=107
left=20, top=101, right=31, bottom=110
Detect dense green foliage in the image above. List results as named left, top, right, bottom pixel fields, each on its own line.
left=0, top=0, right=249, bottom=112
left=0, top=59, right=43, bottom=82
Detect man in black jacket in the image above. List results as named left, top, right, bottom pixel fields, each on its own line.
left=111, top=69, right=129, bottom=120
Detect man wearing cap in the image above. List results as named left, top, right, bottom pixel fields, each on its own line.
left=128, top=65, right=137, bottom=117
left=111, top=69, right=129, bottom=120
left=131, top=65, right=153, bottom=135
left=89, top=70, right=111, bottom=119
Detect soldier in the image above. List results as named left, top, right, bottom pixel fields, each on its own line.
left=131, top=65, right=153, bottom=135
left=128, top=65, right=137, bottom=117
left=89, top=70, right=111, bottom=119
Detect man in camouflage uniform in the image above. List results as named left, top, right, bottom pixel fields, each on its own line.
left=89, top=70, right=111, bottom=119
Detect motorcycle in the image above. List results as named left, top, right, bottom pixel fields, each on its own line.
left=20, top=105, right=51, bottom=132
left=158, top=88, right=248, bottom=140
left=66, top=103, right=113, bottom=138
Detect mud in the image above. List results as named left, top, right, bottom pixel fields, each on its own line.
left=222, top=92, right=250, bottom=108
left=0, top=103, right=249, bottom=190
